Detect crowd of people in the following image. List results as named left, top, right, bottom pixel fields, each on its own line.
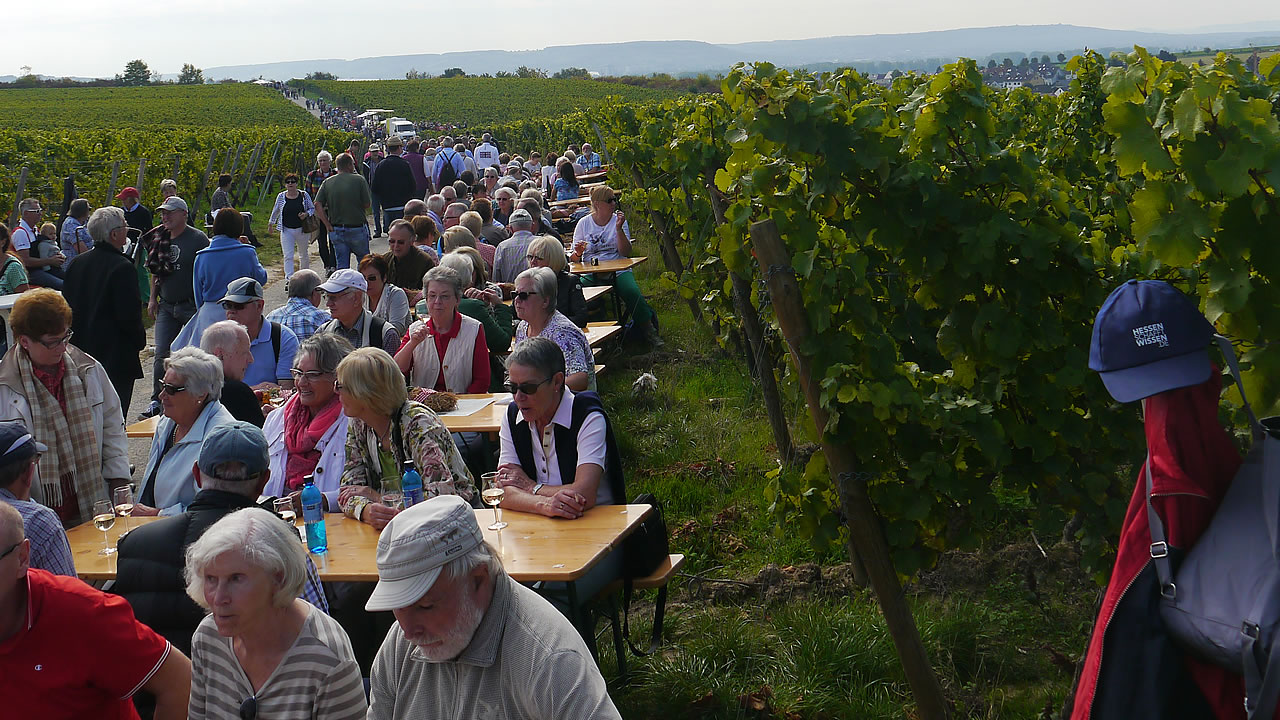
left=0, top=130, right=656, bottom=718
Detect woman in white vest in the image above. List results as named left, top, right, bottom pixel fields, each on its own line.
left=262, top=333, right=353, bottom=512
left=393, top=265, right=491, bottom=394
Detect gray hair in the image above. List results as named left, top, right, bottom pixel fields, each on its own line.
left=295, top=332, right=354, bottom=375
left=165, top=346, right=224, bottom=402
left=508, top=211, right=534, bottom=231
left=85, top=206, right=126, bottom=245
left=446, top=201, right=468, bottom=217
left=184, top=507, right=308, bottom=610
left=515, top=266, right=558, bottom=314
left=287, top=269, right=323, bottom=299
left=316, top=150, right=333, bottom=164
left=506, top=336, right=566, bottom=379
left=494, top=187, right=517, bottom=200
left=437, top=252, right=474, bottom=289
left=200, top=461, right=260, bottom=493
left=426, top=194, right=446, bottom=216
left=443, top=541, right=505, bottom=582
left=160, top=178, right=177, bottom=192
left=442, top=226, right=476, bottom=252
left=0, top=501, right=22, bottom=546
left=424, top=265, right=464, bottom=300
left=404, top=199, right=426, bottom=218
left=200, top=320, right=249, bottom=356
left=528, top=235, right=567, bottom=273
left=18, top=198, right=39, bottom=213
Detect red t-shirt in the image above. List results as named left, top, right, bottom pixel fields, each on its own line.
left=0, top=569, right=171, bottom=720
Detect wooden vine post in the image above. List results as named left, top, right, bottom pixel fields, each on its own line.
left=106, top=160, right=121, bottom=207
left=749, top=218, right=950, bottom=720
left=8, top=166, right=28, bottom=226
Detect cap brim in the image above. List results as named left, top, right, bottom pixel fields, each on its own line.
left=365, top=566, right=442, bottom=612
left=317, top=281, right=354, bottom=294
left=220, top=295, right=258, bottom=304
left=1098, top=349, right=1213, bottom=403
left=31, top=440, right=47, bottom=453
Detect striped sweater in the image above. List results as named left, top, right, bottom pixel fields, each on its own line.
left=188, top=601, right=368, bottom=720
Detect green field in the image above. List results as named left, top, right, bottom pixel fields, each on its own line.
left=1177, top=44, right=1279, bottom=66
left=0, top=83, right=317, bottom=129
left=302, top=77, right=678, bottom=127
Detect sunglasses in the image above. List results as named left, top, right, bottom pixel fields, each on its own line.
left=285, top=179, right=298, bottom=184
left=35, top=330, right=73, bottom=349
left=221, top=301, right=249, bottom=311
left=159, top=382, right=187, bottom=395
left=512, top=290, right=539, bottom=301
left=333, top=381, right=344, bottom=392
left=0, top=541, right=21, bottom=561
left=604, top=197, right=618, bottom=205
left=504, top=377, right=553, bottom=395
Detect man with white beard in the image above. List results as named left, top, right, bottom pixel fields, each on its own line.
left=364, top=496, right=621, bottom=719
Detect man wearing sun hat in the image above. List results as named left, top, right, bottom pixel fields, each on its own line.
left=364, top=495, right=621, bottom=719
left=0, top=420, right=72, bottom=576
left=316, top=269, right=399, bottom=354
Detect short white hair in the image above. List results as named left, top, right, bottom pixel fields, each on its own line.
left=317, top=150, right=333, bottom=164
left=200, top=320, right=249, bottom=356
left=443, top=542, right=504, bottom=581
left=160, top=178, right=177, bottom=191
left=86, top=206, right=126, bottom=245
left=184, top=508, right=308, bottom=609
left=494, top=187, right=517, bottom=200
left=165, top=346, right=224, bottom=401
left=437, top=253, right=473, bottom=289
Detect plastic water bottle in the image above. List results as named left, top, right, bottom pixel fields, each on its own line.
left=401, top=461, right=424, bottom=508
left=301, top=475, right=327, bottom=554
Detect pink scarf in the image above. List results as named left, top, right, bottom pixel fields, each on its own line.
left=282, top=394, right=342, bottom=491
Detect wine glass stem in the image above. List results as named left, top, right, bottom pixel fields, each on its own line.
left=102, top=530, right=109, bottom=551
left=493, top=506, right=500, bottom=526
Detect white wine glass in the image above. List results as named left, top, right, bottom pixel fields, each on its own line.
left=113, top=485, right=134, bottom=534
left=92, top=499, right=116, bottom=555
left=481, top=472, right=506, bottom=531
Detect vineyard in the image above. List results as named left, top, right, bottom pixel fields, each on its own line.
left=297, top=77, right=678, bottom=126
left=0, top=83, right=317, bottom=129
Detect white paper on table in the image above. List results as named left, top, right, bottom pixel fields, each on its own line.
left=437, top=394, right=512, bottom=416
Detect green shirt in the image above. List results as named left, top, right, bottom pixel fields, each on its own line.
left=315, top=172, right=371, bottom=227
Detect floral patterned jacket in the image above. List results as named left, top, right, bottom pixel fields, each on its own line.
left=339, top=400, right=475, bottom=520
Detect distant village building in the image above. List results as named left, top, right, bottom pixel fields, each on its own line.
left=979, top=62, right=1072, bottom=93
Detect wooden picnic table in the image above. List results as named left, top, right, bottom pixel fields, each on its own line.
left=569, top=256, right=648, bottom=276
left=550, top=195, right=591, bottom=210
left=126, top=392, right=513, bottom=439
left=69, top=504, right=653, bottom=584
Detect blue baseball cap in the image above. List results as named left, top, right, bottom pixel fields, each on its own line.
left=0, top=420, right=47, bottom=470
left=1088, top=280, right=1214, bottom=403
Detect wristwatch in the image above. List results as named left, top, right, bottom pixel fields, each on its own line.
left=532, top=482, right=544, bottom=496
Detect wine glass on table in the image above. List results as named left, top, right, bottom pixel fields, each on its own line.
left=480, top=472, right=506, bottom=531
left=274, top=497, right=298, bottom=528
left=113, top=485, right=135, bottom=534
left=92, top=499, right=116, bottom=555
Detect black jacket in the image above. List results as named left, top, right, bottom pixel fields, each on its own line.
left=221, top=379, right=265, bottom=427
left=114, top=489, right=262, bottom=655
left=65, top=241, right=145, bottom=379
left=557, top=270, right=589, bottom=327
left=123, top=204, right=153, bottom=239
left=369, top=154, right=416, bottom=209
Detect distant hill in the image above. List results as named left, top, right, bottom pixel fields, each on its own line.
left=199, top=24, right=1280, bottom=81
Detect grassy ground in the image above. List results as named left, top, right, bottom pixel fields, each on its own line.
left=596, top=260, right=1099, bottom=719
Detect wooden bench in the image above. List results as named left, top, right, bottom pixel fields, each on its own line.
left=593, top=553, right=685, bottom=681
left=594, top=364, right=606, bottom=378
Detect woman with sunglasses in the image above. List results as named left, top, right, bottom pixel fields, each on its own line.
left=337, top=348, right=475, bottom=530
left=526, top=234, right=588, bottom=327
left=267, top=172, right=316, bottom=277
left=134, top=347, right=235, bottom=517
left=496, top=336, right=622, bottom=525
left=359, top=254, right=410, bottom=336
left=512, top=267, right=596, bottom=393
left=570, top=185, right=661, bottom=347
left=170, top=207, right=268, bottom=354
left=262, top=333, right=353, bottom=512
left=0, top=289, right=130, bottom=526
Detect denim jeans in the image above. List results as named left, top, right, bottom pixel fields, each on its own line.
left=329, top=225, right=370, bottom=270
left=28, top=267, right=64, bottom=290
left=370, top=193, right=383, bottom=234
left=153, top=299, right=196, bottom=400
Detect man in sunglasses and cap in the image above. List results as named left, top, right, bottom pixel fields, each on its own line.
left=364, top=495, right=621, bottom=719
left=0, top=420, right=72, bottom=576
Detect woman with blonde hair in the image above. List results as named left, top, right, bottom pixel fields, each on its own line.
left=336, top=347, right=475, bottom=529
left=526, top=235, right=587, bottom=327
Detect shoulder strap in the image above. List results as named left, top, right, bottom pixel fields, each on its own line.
left=271, top=321, right=282, bottom=364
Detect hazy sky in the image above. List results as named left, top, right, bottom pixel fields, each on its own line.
left=7, top=0, right=1278, bottom=78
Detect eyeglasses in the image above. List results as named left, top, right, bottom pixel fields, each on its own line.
left=604, top=197, right=618, bottom=205
left=285, top=179, right=298, bottom=184
left=35, top=330, right=73, bottom=348
left=239, top=696, right=257, bottom=720
left=512, top=291, right=539, bottom=301
left=525, top=254, right=541, bottom=263
left=159, top=382, right=187, bottom=395
left=0, top=541, right=21, bottom=561
left=504, top=377, right=553, bottom=396
left=290, top=369, right=332, bottom=382
left=333, top=381, right=344, bottom=393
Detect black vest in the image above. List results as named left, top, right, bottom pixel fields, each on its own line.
left=506, top=391, right=625, bottom=503
left=113, top=490, right=262, bottom=655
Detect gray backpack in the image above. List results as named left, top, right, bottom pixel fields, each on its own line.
left=1150, top=335, right=1280, bottom=718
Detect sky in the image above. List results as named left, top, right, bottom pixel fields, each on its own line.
left=6, top=0, right=1278, bottom=78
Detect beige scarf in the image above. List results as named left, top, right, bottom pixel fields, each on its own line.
left=17, top=351, right=104, bottom=524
